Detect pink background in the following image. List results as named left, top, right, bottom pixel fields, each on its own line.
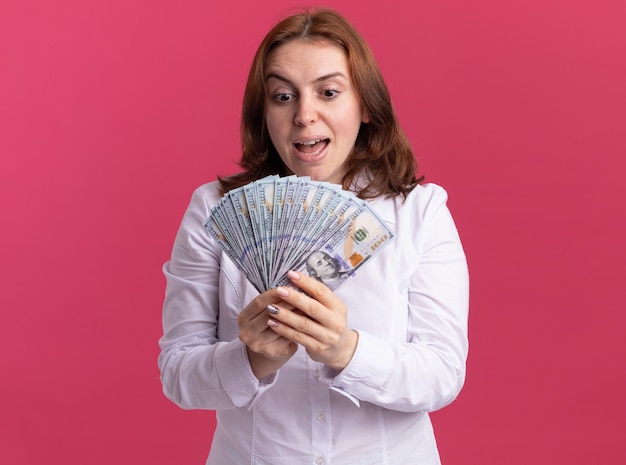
left=1, top=0, right=625, bottom=463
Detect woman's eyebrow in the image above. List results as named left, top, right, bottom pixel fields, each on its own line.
left=265, top=71, right=348, bottom=84
left=313, top=72, right=348, bottom=83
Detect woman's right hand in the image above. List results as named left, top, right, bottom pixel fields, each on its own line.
left=238, top=289, right=298, bottom=380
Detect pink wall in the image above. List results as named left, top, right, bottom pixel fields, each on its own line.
left=1, top=0, right=625, bottom=463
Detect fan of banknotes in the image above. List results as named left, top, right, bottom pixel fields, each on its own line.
left=203, top=175, right=393, bottom=293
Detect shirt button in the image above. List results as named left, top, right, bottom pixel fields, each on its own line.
left=316, top=412, right=326, bottom=422
left=314, top=370, right=321, bottom=380
left=315, top=457, right=325, bottom=465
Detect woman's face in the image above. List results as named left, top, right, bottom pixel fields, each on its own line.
left=264, top=40, right=368, bottom=184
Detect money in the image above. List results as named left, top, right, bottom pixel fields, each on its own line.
left=203, top=175, right=393, bottom=293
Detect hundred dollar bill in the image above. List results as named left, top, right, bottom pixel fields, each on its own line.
left=271, top=176, right=300, bottom=284
left=255, top=175, right=279, bottom=285
left=269, top=177, right=286, bottom=283
left=243, top=182, right=266, bottom=287
left=275, top=203, right=393, bottom=292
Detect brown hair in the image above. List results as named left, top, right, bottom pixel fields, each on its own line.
left=219, top=7, right=422, bottom=199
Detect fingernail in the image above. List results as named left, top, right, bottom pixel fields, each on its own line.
left=266, top=304, right=279, bottom=315
left=288, top=270, right=300, bottom=280
left=267, top=319, right=278, bottom=328
left=276, top=287, right=289, bottom=297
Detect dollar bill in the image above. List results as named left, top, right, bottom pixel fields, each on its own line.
left=203, top=175, right=393, bottom=292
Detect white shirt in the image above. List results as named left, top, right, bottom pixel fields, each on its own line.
left=158, top=181, right=469, bottom=465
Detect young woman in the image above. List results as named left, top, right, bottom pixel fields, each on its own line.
left=159, top=8, right=469, bottom=465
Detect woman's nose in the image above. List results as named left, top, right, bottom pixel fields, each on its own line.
left=294, top=96, right=318, bottom=126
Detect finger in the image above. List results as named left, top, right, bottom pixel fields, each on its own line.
left=249, top=336, right=296, bottom=361
left=268, top=313, right=358, bottom=370
left=266, top=301, right=343, bottom=350
left=267, top=317, right=325, bottom=351
left=238, top=288, right=288, bottom=323
left=274, top=283, right=337, bottom=324
left=239, top=295, right=290, bottom=346
left=242, top=313, right=293, bottom=351
left=241, top=300, right=297, bottom=348
left=285, top=270, right=338, bottom=307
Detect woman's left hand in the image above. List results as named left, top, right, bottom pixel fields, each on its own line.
left=266, top=270, right=358, bottom=371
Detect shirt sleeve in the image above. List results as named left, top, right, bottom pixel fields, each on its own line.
left=157, top=185, right=276, bottom=410
left=323, top=185, right=469, bottom=413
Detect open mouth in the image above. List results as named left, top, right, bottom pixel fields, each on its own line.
left=294, top=138, right=330, bottom=156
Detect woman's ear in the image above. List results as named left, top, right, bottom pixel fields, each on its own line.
left=361, top=108, right=370, bottom=124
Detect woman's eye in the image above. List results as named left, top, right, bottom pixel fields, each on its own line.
left=322, top=89, right=339, bottom=98
left=274, top=93, right=293, bottom=103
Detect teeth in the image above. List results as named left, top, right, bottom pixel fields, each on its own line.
left=300, top=139, right=322, bottom=145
